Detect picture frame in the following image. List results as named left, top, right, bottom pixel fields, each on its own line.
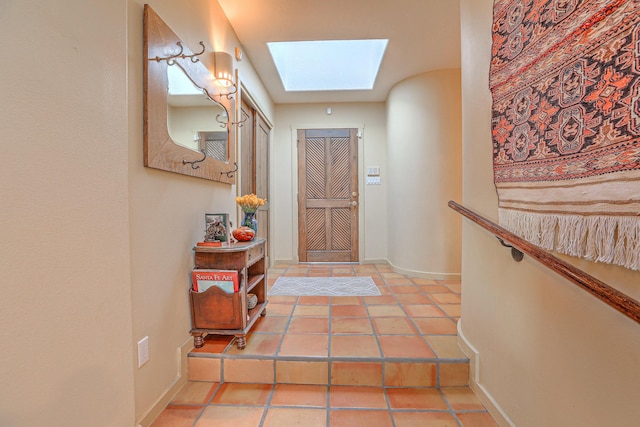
left=204, top=213, right=230, bottom=243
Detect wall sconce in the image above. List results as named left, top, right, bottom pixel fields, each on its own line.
left=212, top=51, right=234, bottom=87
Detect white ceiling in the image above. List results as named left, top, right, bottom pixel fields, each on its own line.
left=218, top=0, right=461, bottom=104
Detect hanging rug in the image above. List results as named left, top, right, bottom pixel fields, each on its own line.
left=490, top=0, right=640, bottom=270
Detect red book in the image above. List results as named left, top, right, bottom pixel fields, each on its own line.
left=196, top=241, right=223, bottom=247
left=192, top=269, right=239, bottom=293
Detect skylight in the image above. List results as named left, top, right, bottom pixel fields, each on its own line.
left=267, top=39, right=388, bottom=92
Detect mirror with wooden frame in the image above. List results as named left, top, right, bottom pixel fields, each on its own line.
left=143, top=5, right=236, bottom=183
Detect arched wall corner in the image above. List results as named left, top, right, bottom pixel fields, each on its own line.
left=385, top=69, right=463, bottom=276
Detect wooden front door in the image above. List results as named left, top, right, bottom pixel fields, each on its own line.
left=297, top=128, right=359, bottom=262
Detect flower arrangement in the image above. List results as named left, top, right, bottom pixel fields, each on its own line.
left=235, top=193, right=266, bottom=213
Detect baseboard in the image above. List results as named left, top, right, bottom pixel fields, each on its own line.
left=457, top=319, right=516, bottom=427
left=387, top=259, right=462, bottom=280
left=137, top=337, right=193, bottom=427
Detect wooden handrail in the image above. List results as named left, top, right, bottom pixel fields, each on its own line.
left=448, top=200, right=640, bottom=324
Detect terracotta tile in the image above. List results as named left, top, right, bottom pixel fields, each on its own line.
left=413, top=317, right=458, bottom=335
left=224, top=359, right=274, bottom=383
left=331, top=305, right=368, bottom=317
left=330, top=335, right=380, bottom=358
left=411, top=278, right=439, bottom=285
left=188, top=357, right=220, bottom=382
left=287, top=317, right=329, bottom=334
left=298, top=296, right=331, bottom=305
left=331, top=361, right=382, bottom=386
left=371, top=275, right=387, bottom=285
left=403, top=304, right=446, bottom=318
left=353, top=265, right=378, bottom=273
left=263, top=407, right=327, bottom=427
left=330, top=409, right=394, bottom=427
left=333, top=267, right=355, bottom=275
left=386, top=388, right=448, bottom=410
left=276, top=360, right=329, bottom=385
left=267, top=303, right=295, bottom=316
left=378, top=335, right=435, bottom=358
left=226, top=333, right=281, bottom=356
left=331, top=296, right=363, bottom=305
left=331, top=317, right=373, bottom=334
left=279, top=334, right=329, bottom=357
left=389, top=284, right=421, bottom=293
left=426, top=336, right=467, bottom=359
left=195, top=406, right=264, bottom=427
left=251, top=316, right=289, bottom=333
left=440, top=363, right=470, bottom=386
left=438, top=304, right=462, bottom=317
left=210, top=383, right=272, bottom=405
left=419, top=284, right=452, bottom=293
left=386, top=279, right=415, bottom=287
left=190, top=335, right=232, bottom=354
left=270, top=384, right=328, bottom=407
left=150, top=405, right=203, bottom=427
left=430, top=293, right=462, bottom=304
left=384, top=362, right=437, bottom=387
left=372, top=317, right=418, bottom=335
left=267, top=295, right=297, bottom=304
left=367, top=305, right=406, bottom=317
left=457, top=412, right=500, bottom=427
left=381, top=272, right=404, bottom=279
left=393, top=293, right=432, bottom=305
left=392, top=411, right=458, bottom=427
left=446, top=284, right=462, bottom=293
left=363, top=295, right=398, bottom=305
left=308, top=270, right=333, bottom=277
left=170, top=381, right=217, bottom=405
left=293, top=305, right=330, bottom=317
left=329, top=385, right=388, bottom=409
left=442, top=387, right=486, bottom=411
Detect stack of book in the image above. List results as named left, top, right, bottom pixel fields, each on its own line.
left=191, top=269, right=238, bottom=293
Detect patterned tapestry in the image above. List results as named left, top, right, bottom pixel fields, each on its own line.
left=490, top=0, right=640, bottom=270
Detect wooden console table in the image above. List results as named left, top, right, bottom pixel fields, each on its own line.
left=189, top=238, right=267, bottom=349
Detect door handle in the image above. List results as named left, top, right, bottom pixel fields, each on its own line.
left=350, top=201, right=358, bottom=207
left=351, top=192, right=358, bottom=198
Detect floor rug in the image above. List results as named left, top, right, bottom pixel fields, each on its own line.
left=269, top=277, right=381, bottom=296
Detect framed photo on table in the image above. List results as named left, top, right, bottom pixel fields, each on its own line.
left=204, top=213, right=229, bottom=243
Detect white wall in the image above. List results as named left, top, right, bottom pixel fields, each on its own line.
left=0, top=1, right=134, bottom=426
left=460, top=1, right=640, bottom=426
left=386, top=70, right=462, bottom=278
left=127, top=0, right=273, bottom=424
left=272, top=103, right=387, bottom=263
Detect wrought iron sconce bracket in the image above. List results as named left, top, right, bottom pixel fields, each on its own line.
left=151, top=41, right=205, bottom=65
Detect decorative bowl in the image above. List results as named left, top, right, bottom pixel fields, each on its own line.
left=232, top=226, right=255, bottom=242
left=247, top=293, right=258, bottom=310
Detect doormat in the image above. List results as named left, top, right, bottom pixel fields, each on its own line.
left=269, top=277, right=381, bottom=296
left=489, top=0, right=640, bottom=270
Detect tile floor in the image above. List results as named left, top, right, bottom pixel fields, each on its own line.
left=150, top=263, right=498, bottom=427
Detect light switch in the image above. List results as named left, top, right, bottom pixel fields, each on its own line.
left=367, top=177, right=381, bottom=185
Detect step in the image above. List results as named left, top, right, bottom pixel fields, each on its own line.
left=187, top=334, right=469, bottom=388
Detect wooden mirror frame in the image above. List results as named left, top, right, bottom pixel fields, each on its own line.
left=143, top=5, right=236, bottom=184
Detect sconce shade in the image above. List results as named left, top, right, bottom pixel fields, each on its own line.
left=213, top=51, right=234, bottom=86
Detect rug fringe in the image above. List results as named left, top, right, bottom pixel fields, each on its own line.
left=498, top=208, right=640, bottom=271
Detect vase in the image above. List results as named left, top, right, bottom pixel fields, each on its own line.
left=242, top=210, right=258, bottom=233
